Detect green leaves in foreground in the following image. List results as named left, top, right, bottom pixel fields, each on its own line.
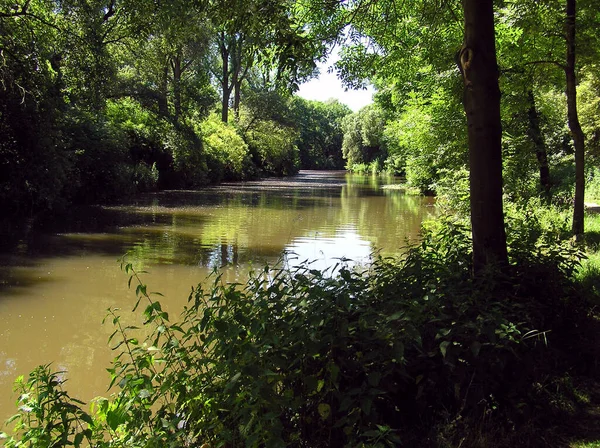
left=2, top=221, right=593, bottom=447
left=2, top=365, right=94, bottom=448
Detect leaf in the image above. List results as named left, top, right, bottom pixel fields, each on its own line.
left=386, top=311, right=404, bottom=321
left=362, top=429, right=381, bottom=438
left=317, top=379, right=325, bottom=392
left=471, top=341, right=482, bottom=357
left=304, top=375, right=318, bottom=393
left=393, top=341, right=405, bottom=362
left=74, top=432, right=84, bottom=447
left=106, top=410, right=125, bottom=431
left=136, top=284, right=147, bottom=297
left=317, top=403, right=331, bottom=420
left=328, top=363, right=340, bottom=384
left=439, top=341, right=451, bottom=358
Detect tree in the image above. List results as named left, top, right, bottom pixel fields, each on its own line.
left=460, top=0, right=508, bottom=269
left=209, top=0, right=328, bottom=123
left=502, top=0, right=599, bottom=236
left=115, top=1, right=215, bottom=125
left=566, top=0, right=586, bottom=237
left=327, top=0, right=508, bottom=270
left=290, top=98, right=351, bottom=169
left=340, top=104, right=386, bottom=170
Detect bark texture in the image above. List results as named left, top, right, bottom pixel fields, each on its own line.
left=461, top=0, right=508, bottom=271
left=566, top=0, right=586, bottom=237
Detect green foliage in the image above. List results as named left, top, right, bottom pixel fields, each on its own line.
left=242, top=115, right=300, bottom=176
left=586, top=167, right=600, bottom=203
left=290, top=97, right=351, bottom=169
left=67, top=113, right=136, bottom=203
left=341, top=113, right=364, bottom=167
left=382, top=85, right=466, bottom=195
left=341, top=105, right=386, bottom=171
left=164, top=124, right=209, bottom=188
left=2, top=365, right=93, bottom=448
left=201, top=114, right=251, bottom=181
left=578, top=67, right=600, bottom=163
left=434, top=167, right=470, bottom=216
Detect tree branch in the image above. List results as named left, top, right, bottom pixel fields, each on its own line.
left=103, top=0, right=116, bottom=23
left=523, top=59, right=566, bottom=70
left=0, top=0, right=30, bottom=18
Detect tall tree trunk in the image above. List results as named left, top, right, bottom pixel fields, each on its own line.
left=566, top=0, right=586, bottom=238
left=460, top=0, right=508, bottom=272
left=231, top=35, right=243, bottom=121
left=172, top=52, right=182, bottom=125
left=233, top=79, right=242, bottom=121
left=220, top=34, right=231, bottom=123
left=158, top=63, right=169, bottom=118
left=526, top=90, right=551, bottom=201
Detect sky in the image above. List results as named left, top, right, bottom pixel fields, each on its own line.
left=296, top=50, right=375, bottom=112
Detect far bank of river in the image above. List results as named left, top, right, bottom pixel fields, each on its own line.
left=0, top=171, right=436, bottom=423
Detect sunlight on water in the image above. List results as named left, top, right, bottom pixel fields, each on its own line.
left=285, top=225, right=373, bottom=271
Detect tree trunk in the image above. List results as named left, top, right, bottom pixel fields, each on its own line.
left=233, top=79, right=242, bottom=121
left=460, top=0, right=508, bottom=272
left=526, top=90, right=551, bottom=201
left=220, top=33, right=231, bottom=123
left=158, top=64, right=169, bottom=117
left=231, top=35, right=243, bottom=121
left=172, top=52, right=182, bottom=125
left=566, top=0, right=586, bottom=238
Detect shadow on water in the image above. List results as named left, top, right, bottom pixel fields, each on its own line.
left=0, top=261, right=60, bottom=296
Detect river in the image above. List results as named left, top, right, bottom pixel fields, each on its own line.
left=0, top=171, right=435, bottom=423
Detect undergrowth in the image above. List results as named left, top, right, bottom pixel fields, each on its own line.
left=2, top=220, right=599, bottom=447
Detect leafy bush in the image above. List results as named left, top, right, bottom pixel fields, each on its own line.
left=164, top=123, right=210, bottom=188
left=243, top=118, right=299, bottom=176
left=67, top=113, right=136, bottom=204
left=1, top=366, right=93, bottom=448
left=434, top=167, right=470, bottom=215
left=382, top=86, right=467, bottom=195
left=200, top=114, right=251, bottom=182
left=382, top=154, right=405, bottom=176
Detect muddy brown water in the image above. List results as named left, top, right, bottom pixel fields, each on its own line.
left=0, top=171, right=435, bottom=423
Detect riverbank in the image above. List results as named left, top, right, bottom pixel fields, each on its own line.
left=3, top=218, right=600, bottom=447
left=0, top=171, right=434, bottom=424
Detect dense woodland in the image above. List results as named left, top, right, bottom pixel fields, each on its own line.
left=4, top=0, right=600, bottom=447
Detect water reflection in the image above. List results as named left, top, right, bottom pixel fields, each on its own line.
left=286, top=225, right=373, bottom=272
left=0, top=171, right=436, bottom=422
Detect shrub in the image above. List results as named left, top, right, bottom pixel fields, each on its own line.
left=244, top=119, right=299, bottom=176
left=200, top=114, right=251, bottom=182
left=164, top=123, right=210, bottom=188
